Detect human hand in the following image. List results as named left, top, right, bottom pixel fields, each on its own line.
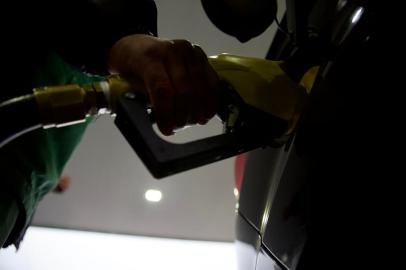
left=108, top=34, right=219, bottom=135
left=53, top=175, right=71, bottom=193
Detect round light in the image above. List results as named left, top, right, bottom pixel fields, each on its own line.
left=145, top=189, right=162, bottom=202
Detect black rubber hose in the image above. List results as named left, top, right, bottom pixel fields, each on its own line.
left=0, top=95, right=42, bottom=148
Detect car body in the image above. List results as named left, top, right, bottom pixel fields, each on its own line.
left=235, top=1, right=385, bottom=269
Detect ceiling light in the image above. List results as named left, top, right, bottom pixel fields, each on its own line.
left=145, top=189, right=162, bottom=202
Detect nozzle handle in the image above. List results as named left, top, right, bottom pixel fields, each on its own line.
left=114, top=92, right=280, bottom=179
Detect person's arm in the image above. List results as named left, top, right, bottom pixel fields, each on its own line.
left=0, top=192, right=19, bottom=248
left=1, top=0, right=157, bottom=99
left=1, top=0, right=219, bottom=249
left=50, top=0, right=158, bottom=74
left=51, top=0, right=219, bottom=135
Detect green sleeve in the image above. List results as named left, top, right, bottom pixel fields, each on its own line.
left=0, top=52, right=102, bottom=248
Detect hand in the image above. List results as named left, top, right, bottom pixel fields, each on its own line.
left=53, top=175, right=71, bottom=193
left=108, top=34, right=219, bottom=136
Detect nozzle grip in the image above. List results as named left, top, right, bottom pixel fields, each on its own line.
left=114, top=92, right=278, bottom=179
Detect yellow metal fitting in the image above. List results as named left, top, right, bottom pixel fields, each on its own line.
left=33, top=82, right=109, bottom=128
left=34, top=84, right=88, bottom=128
left=102, top=74, right=133, bottom=114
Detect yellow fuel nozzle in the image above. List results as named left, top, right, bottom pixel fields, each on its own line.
left=208, top=54, right=309, bottom=135
left=33, top=54, right=315, bottom=134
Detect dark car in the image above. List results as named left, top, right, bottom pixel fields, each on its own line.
left=234, top=1, right=389, bottom=269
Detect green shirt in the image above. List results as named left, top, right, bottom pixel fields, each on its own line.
left=1, top=52, right=100, bottom=247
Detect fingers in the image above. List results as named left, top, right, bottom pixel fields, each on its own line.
left=185, top=43, right=209, bottom=124
left=205, top=63, right=220, bottom=122
left=168, top=40, right=219, bottom=126
left=190, top=44, right=219, bottom=124
left=143, top=61, right=175, bottom=136
left=165, top=40, right=193, bottom=128
left=53, top=175, right=71, bottom=193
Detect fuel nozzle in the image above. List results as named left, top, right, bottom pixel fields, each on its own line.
left=112, top=54, right=312, bottom=178
left=208, top=54, right=308, bottom=136
left=31, top=53, right=312, bottom=179
left=33, top=54, right=308, bottom=140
